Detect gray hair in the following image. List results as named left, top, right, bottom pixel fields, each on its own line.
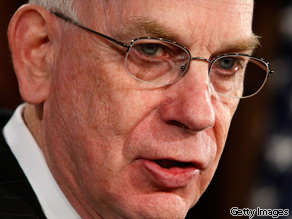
left=28, top=0, right=79, bottom=21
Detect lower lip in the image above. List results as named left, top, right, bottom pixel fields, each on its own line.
left=141, top=159, right=199, bottom=189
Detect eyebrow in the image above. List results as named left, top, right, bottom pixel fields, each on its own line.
left=124, top=17, right=260, bottom=53
left=124, top=17, right=176, bottom=39
left=220, top=34, right=261, bottom=53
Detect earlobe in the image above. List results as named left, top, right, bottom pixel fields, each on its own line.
left=8, top=4, right=58, bottom=104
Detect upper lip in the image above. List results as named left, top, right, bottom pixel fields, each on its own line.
left=128, top=130, right=215, bottom=172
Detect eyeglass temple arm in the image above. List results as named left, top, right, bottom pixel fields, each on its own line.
left=53, top=12, right=130, bottom=48
left=267, top=69, right=275, bottom=79
left=267, top=60, right=275, bottom=76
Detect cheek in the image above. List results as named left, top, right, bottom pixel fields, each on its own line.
left=209, top=95, right=239, bottom=161
left=194, top=98, right=238, bottom=199
left=45, top=33, right=164, bottom=175
left=212, top=96, right=239, bottom=162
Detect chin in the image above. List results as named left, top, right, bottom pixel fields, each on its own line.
left=106, top=191, right=196, bottom=219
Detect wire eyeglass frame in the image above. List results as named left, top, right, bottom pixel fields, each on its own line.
left=53, top=11, right=275, bottom=99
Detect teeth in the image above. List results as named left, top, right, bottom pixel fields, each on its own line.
left=156, top=160, right=192, bottom=169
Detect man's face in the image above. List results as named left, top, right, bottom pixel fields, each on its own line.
left=43, top=0, right=254, bottom=218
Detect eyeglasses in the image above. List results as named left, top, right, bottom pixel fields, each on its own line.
left=53, top=12, right=275, bottom=99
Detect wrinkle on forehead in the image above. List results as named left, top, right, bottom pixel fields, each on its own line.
left=80, top=0, right=254, bottom=20
left=192, top=0, right=254, bottom=13
left=77, top=0, right=255, bottom=53
left=79, top=0, right=254, bottom=27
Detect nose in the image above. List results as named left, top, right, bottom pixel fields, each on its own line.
left=160, top=61, right=215, bottom=133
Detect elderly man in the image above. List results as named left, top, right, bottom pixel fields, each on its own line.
left=0, top=0, right=274, bottom=218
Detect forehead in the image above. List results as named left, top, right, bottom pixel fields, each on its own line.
left=81, top=0, right=254, bottom=52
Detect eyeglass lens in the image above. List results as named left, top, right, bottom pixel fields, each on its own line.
left=125, top=39, right=269, bottom=98
left=125, top=39, right=190, bottom=85
left=209, top=55, right=269, bottom=98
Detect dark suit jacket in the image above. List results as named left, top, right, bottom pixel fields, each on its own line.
left=0, top=109, right=46, bottom=219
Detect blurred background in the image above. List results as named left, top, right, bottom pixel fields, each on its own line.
left=1, top=1, right=291, bottom=218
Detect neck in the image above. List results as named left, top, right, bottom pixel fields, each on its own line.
left=23, top=103, right=45, bottom=151
left=23, top=103, right=104, bottom=219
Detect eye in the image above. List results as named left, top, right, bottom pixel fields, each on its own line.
left=136, top=43, right=165, bottom=57
left=213, top=56, right=244, bottom=76
left=140, top=44, right=160, bottom=55
left=218, top=58, right=236, bottom=70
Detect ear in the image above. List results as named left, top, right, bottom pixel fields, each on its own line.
left=8, top=4, right=59, bottom=104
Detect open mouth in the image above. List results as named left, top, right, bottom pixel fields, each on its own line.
left=141, top=159, right=199, bottom=188
left=155, top=159, right=194, bottom=169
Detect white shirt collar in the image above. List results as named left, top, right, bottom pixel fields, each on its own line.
left=3, top=104, right=81, bottom=219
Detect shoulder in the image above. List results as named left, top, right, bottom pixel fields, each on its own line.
left=0, top=108, right=46, bottom=219
left=0, top=108, right=13, bottom=152
left=0, top=108, right=13, bottom=153
left=0, top=108, right=13, bottom=128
